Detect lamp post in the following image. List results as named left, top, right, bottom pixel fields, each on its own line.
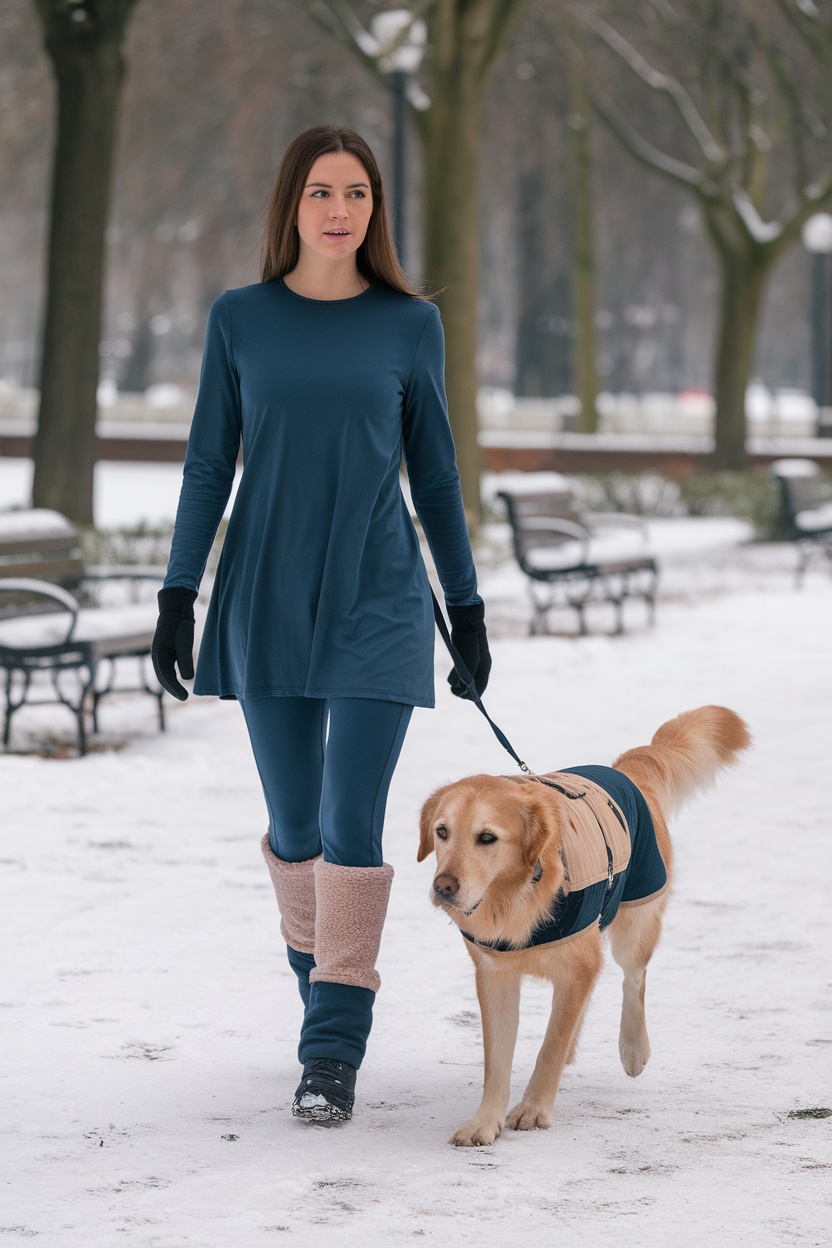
left=369, top=9, right=427, bottom=271
left=801, top=212, right=832, bottom=437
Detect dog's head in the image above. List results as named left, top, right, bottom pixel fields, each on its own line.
left=417, top=775, right=565, bottom=939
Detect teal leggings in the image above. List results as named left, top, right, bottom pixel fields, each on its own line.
left=240, top=695, right=414, bottom=1068
left=239, top=695, right=413, bottom=868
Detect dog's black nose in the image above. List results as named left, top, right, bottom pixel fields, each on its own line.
left=434, top=873, right=460, bottom=899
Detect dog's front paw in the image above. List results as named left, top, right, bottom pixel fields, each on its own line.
left=619, top=1034, right=651, bottom=1078
left=505, top=1100, right=552, bottom=1132
left=449, top=1116, right=502, bottom=1147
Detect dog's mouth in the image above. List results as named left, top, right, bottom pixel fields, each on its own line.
left=433, top=892, right=483, bottom=917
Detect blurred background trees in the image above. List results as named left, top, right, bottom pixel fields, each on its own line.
left=30, top=0, right=140, bottom=524
left=576, top=0, right=832, bottom=468
left=299, top=0, right=531, bottom=520
left=1, top=0, right=828, bottom=521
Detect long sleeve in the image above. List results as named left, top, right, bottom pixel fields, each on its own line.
left=164, top=293, right=242, bottom=590
left=402, top=305, right=481, bottom=608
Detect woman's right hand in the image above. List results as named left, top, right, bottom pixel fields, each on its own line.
left=151, top=586, right=198, bottom=700
left=446, top=599, right=492, bottom=701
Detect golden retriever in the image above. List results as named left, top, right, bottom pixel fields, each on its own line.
left=417, top=706, right=751, bottom=1147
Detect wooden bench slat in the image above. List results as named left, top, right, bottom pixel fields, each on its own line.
left=0, top=535, right=81, bottom=556
left=0, top=557, right=85, bottom=583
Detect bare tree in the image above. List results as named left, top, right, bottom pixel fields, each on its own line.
left=565, top=15, right=600, bottom=431
left=303, top=0, right=531, bottom=520
left=31, top=0, right=140, bottom=525
left=576, top=0, right=832, bottom=468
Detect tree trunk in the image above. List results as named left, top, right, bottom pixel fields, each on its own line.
left=568, top=33, right=599, bottom=434
left=711, top=249, right=767, bottom=470
left=31, top=32, right=128, bottom=525
left=422, top=63, right=485, bottom=525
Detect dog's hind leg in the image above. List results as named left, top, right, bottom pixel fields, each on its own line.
left=506, top=934, right=603, bottom=1132
left=607, top=895, right=666, bottom=1077
left=449, top=957, right=522, bottom=1148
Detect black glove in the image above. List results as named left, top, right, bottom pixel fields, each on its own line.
left=152, top=586, right=198, bottom=700
left=446, top=599, right=492, bottom=701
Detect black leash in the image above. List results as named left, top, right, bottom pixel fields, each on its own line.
left=431, top=588, right=536, bottom=776
left=433, top=589, right=620, bottom=893
left=431, top=592, right=597, bottom=803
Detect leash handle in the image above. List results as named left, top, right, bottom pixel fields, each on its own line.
left=430, top=588, right=534, bottom=775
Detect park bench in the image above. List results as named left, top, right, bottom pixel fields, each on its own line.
left=495, top=486, right=658, bottom=636
left=0, top=509, right=166, bottom=755
left=768, top=459, right=832, bottom=586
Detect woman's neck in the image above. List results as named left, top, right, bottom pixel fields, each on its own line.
left=282, top=260, right=369, bottom=302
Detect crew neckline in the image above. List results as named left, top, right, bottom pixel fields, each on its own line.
left=278, top=276, right=375, bottom=304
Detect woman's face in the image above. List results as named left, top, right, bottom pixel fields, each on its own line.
left=295, top=151, right=374, bottom=263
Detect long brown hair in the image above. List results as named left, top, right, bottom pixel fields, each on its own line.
left=260, top=124, right=431, bottom=300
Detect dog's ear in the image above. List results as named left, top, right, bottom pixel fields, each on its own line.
left=519, top=790, right=559, bottom=869
left=417, top=788, right=446, bottom=862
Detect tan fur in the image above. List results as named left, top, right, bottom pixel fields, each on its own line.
left=418, top=705, right=750, bottom=1146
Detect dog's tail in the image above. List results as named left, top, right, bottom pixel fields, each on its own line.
left=613, top=706, right=751, bottom=820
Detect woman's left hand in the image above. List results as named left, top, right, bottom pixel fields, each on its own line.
left=446, top=600, right=492, bottom=700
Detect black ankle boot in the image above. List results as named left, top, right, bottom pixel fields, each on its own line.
left=292, top=1058, right=357, bottom=1123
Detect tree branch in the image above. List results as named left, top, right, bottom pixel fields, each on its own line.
left=762, top=173, right=832, bottom=261
left=297, top=0, right=437, bottom=126
left=299, top=1, right=388, bottom=85
left=477, top=0, right=532, bottom=84
left=571, top=0, right=724, bottom=165
left=588, top=83, right=715, bottom=195
left=755, top=21, right=809, bottom=190
left=33, top=0, right=139, bottom=42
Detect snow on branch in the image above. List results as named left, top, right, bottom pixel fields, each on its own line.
left=732, top=176, right=832, bottom=251
left=303, top=0, right=433, bottom=88
left=570, top=2, right=724, bottom=164
left=589, top=85, right=714, bottom=193
left=730, top=190, right=786, bottom=244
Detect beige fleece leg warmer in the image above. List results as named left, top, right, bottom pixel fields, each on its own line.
left=260, top=833, right=319, bottom=956
left=308, top=859, right=395, bottom=993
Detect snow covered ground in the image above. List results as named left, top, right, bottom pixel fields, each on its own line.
left=0, top=458, right=197, bottom=529
left=2, top=477, right=832, bottom=1245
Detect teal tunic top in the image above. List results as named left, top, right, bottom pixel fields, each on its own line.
left=163, top=277, right=481, bottom=707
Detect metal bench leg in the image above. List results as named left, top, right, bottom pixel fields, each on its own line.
left=528, top=584, right=549, bottom=636
left=49, top=664, right=95, bottom=757
left=531, top=608, right=549, bottom=636
left=3, top=669, right=11, bottom=748
left=3, top=668, right=31, bottom=750
left=140, top=655, right=166, bottom=730
left=91, top=657, right=116, bottom=734
left=3, top=669, right=17, bottom=748
left=76, top=702, right=87, bottom=755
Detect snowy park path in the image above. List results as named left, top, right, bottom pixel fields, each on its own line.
left=3, top=569, right=832, bottom=1246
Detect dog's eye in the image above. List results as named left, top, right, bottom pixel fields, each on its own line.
left=477, top=831, right=498, bottom=845
left=435, top=824, right=449, bottom=840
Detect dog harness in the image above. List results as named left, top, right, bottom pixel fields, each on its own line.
left=460, top=765, right=668, bottom=952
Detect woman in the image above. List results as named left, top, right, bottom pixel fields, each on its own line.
left=151, top=124, right=491, bottom=1125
